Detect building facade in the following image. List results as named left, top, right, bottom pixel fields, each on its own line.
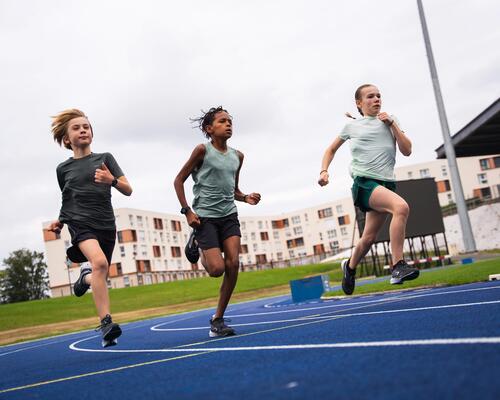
left=394, top=154, right=500, bottom=206
left=43, top=154, right=500, bottom=297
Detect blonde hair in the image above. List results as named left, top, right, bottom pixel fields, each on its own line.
left=51, top=109, right=91, bottom=149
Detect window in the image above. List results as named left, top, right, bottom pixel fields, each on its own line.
left=479, top=158, right=490, bottom=170
left=407, top=171, right=413, bottom=179
left=123, top=276, right=130, bottom=287
left=116, top=263, right=123, bottom=275
left=327, top=229, right=337, bottom=239
left=260, top=232, right=269, bottom=241
left=494, top=156, right=500, bottom=168
left=141, top=244, right=147, bottom=257
left=341, top=227, right=348, bottom=236
left=336, top=205, right=343, bottom=214
left=304, top=213, right=308, bottom=222
left=128, top=214, right=134, bottom=226
left=291, top=215, right=301, bottom=224
left=258, top=221, right=263, bottom=230
left=478, top=173, right=488, bottom=184
left=153, top=245, right=161, bottom=257
left=441, top=165, right=448, bottom=177
left=138, top=230, right=145, bottom=242
left=240, top=244, right=248, bottom=254
left=137, top=216, right=144, bottom=228
left=329, top=241, right=339, bottom=252
left=338, top=215, right=350, bottom=226
left=171, top=220, right=182, bottom=232
left=171, top=247, right=181, bottom=258
left=153, top=218, right=163, bottom=230
left=286, top=237, right=304, bottom=248
left=241, top=221, right=246, bottom=230
left=251, top=232, right=256, bottom=241
left=447, top=193, right=453, bottom=204
left=120, top=246, right=125, bottom=257
left=420, top=168, right=430, bottom=178
left=436, top=180, right=451, bottom=193
left=253, top=243, right=258, bottom=252
left=273, top=231, right=280, bottom=239
left=318, top=207, right=333, bottom=219
left=293, top=226, right=303, bottom=235
left=272, top=219, right=289, bottom=229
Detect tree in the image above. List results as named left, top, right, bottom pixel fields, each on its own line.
left=0, top=249, right=49, bottom=303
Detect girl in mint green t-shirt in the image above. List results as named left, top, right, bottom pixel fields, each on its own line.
left=318, top=84, right=419, bottom=295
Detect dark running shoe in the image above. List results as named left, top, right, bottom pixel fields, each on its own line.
left=209, top=317, right=235, bottom=338
left=341, top=258, right=356, bottom=295
left=390, top=260, right=420, bottom=285
left=95, top=314, right=122, bottom=348
left=73, top=266, right=92, bottom=297
left=185, top=230, right=200, bottom=264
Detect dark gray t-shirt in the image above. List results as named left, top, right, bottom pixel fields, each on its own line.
left=56, top=152, right=124, bottom=230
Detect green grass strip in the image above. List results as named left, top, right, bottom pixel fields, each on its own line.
left=0, top=262, right=341, bottom=331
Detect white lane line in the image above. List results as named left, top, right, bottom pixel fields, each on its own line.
left=69, top=337, right=500, bottom=353
left=71, top=299, right=500, bottom=351
left=233, top=285, right=500, bottom=318
left=151, top=315, right=328, bottom=331
left=152, top=300, right=500, bottom=332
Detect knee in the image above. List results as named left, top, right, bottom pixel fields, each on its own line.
left=394, top=201, right=410, bottom=218
left=90, top=257, right=108, bottom=275
left=224, top=257, right=239, bottom=272
left=207, top=263, right=225, bottom=278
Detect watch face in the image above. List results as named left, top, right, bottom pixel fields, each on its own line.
left=181, top=207, right=189, bottom=214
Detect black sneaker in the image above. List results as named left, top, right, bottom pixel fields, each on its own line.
left=185, top=230, right=200, bottom=264
left=209, top=317, right=235, bottom=338
left=73, top=266, right=92, bottom=297
left=95, top=314, right=122, bottom=348
left=390, top=260, right=420, bottom=285
left=341, top=258, right=356, bottom=295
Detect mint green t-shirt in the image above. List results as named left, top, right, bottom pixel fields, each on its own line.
left=191, top=142, right=240, bottom=218
left=339, top=115, right=399, bottom=181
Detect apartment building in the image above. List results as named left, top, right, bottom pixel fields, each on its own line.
left=43, top=198, right=356, bottom=297
left=43, top=209, right=196, bottom=297
left=43, top=153, right=499, bottom=297
left=395, top=154, right=500, bottom=206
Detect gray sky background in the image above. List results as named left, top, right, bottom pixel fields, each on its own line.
left=1, top=0, right=499, bottom=263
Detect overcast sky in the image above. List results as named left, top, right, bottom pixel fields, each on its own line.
left=1, top=0, right=499, bottom=263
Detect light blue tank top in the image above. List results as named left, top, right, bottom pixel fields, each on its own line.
left=192, top=142, right=240, bottom=218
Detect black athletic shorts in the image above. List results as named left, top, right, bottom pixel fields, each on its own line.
left=66, top=222, right=116, bottom=264
left=194, top=213, right=241, bottom=250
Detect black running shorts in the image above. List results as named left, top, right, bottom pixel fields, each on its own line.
left=194, top=213, right=241, bottom=250
left=66, top=222, right=116, bottom=264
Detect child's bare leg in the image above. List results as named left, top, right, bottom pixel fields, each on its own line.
left=368, top=186, right=410, bottom=263
left=350, top=211, right=388, bottom=268
left=78, top=239, right=111, bottom=320
left=213, top=236, right=240, bottom=319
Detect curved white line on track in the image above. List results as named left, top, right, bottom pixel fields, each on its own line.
left=70, top=299, right=500, bottom=352
left=69, top=337, right=500, bottom=353
left=233, top=285, right=500, bottom=317
left=151, top=300, right=500, bottom=332
left=151, top=315, right=327, bottom=331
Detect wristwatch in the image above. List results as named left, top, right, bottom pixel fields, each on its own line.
left=180, top=206, right=191, bottom=215
left=111, top=178, right=118, bottom=187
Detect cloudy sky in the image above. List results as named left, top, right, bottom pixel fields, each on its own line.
left=1, top=0, right=499, bottom=262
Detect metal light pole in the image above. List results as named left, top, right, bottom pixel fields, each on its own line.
left=416, top=0, right=477, bottom=253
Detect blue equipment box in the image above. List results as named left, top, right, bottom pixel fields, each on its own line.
left=290, top=275, right=330, bottom=303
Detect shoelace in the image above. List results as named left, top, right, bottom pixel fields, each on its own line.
left=95, top=317, right=112, bottom=332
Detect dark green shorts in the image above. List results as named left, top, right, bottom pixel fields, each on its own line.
left=352, top=176, right=396, bottom=212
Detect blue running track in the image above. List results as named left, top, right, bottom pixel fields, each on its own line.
left=1, top=281, right=500, bottom=399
